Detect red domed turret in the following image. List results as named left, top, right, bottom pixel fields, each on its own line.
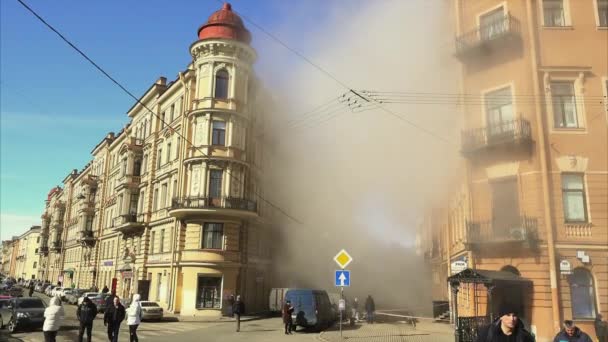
left=197, top=3, right=251, bottom=44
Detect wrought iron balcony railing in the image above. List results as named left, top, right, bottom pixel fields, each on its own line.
left=461, top=119, right=532, bottom=155
left=455, top=14, right=521, bottom=59
left=171, top=196, right=257, bottom=213
left=465, top=216, right=538, bottom=246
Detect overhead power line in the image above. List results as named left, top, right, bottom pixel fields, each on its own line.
left=16, top=0, right=302, bottom=224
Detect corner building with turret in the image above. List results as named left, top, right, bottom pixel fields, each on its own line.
left=36, top=3, right=274, bottom=317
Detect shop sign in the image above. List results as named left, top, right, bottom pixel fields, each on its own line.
left=560, top=260, right=572, bottom=275
left=103, top=261, right=114, bottom=267
left=451, top=255, right=469, bottom=274
left=122, top=271, right=133, bottom=279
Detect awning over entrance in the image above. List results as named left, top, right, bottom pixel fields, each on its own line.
left=447, top=268, right=532, bottom=286
left=117, top=263, right=132, bottom=272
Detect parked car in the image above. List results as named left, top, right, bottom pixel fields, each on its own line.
left=92, top=294, right=111, bottom=313
left=66, top=290, right=85, bottom=305
left=44, top=285, right=55, bottom=296
left=77, top=292, right=100, bottom=305
left=60, top=289, right=73, bottom=301
left=50, top=287, right=63, bottom=297
left=0, top=297, right=46, bottom=333
left=285, top=289, right=335, bottom=331
left=140, top=301, right=164, bottom=321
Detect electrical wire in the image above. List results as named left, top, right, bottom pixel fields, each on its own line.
left=15, top=0, right=302, bottom=224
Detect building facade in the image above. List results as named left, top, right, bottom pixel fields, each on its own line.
left=34, top=3, right=273, bottom=317
left=13, top=226, right=41, bottom=281
left=1, top=238, right=19, bottom=277
left=420, top=1, right=607, bottom=341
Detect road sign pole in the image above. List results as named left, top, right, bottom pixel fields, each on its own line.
left=340, top=286, right=343, bottom=339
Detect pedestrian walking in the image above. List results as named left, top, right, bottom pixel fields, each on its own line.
left=102, top=285, right=110, bottom=294
left=77, top=296, right=98, bottom=342
left=104, top=296, right=126, bottom=342
left=475, top=304, right=534, bottom=342
left=233, top=295, right=245, bottom=332
left=595, top=314, right=608, bottom=342
left=283, top=300, right=294, bottom=335
left=227, top=294, right=235, bottom=317
left=553, top=320, right=593, bottom=342
left=352, top=297, right=360, bottom=322
left=127, top=294, right=143, bottom=342
left=365, top=295, right=375, bottom=324
left=43, top=296, right=65, bottom=342
left=28, top=282, right=35, bottom=297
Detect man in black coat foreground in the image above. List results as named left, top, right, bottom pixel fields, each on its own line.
left=476, top=304, right=535, bottom=342
left=104, top=296, right=126, bottom=342
left=553, top=320, right=593, bottom=342
left=77, top=297, right=98, bottom=342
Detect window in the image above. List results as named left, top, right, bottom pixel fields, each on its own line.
left=179, top=96, right=184, bottom=116
left=133, top=160, right=141, bottom=176
left=214, top=69, right=229, bottom=99
left=33, top=262, right=37, bottom=269
left=121, top=158, right=127, bottom=177
left=170, top=104, right=175, bottom=122
left=153, top=189, right=159, bottom=210
left=161, top=184, right=168, bottom=208
left=551, top=81, right=579, bottom=128
left=543, top=0, right=565, bottom=26
left=173, top=179, right=178, bottom=199
left=166, top=142, right=172, bottom=162
left=138, top=190, right=145, bottom=213
left=562, top=174, right=587, bottom=222
left=202, top=223, right=223, bottom=249
left=196, top=276, right=222, bottom=308
left=150, top=231, right=156, bottom=254
left=480, top=7, right=506, bottom=40
left=569, top=268, right=597, bottom=319
left=157, top=149, right=162, bottom=169
left=175, top=138, right=180, bottom=160
left=161, top=112, right=166, bottom=129
left=159, top=229, right=165, bottom=253
left=485, top=87, right=514, bottom=136
left=36, top=237, right=40, bottom=243
left=209, top=170, right=223, bottom=198
left=212, top=121, right=226, bottom=146
left=142, top=154, right=148, bottom=174
left=599, top=0, right=608, bottom=27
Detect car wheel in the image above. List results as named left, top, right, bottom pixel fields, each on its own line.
left=8, top=318, right=17, bottom=333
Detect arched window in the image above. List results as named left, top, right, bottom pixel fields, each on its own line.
left=214, top=69, right=229, bottom=99
left=501, top=265, right=521, bottom=276
left=569, top=268, right=597, bottom=319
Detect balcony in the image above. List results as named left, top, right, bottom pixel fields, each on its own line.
left=465, top=216, right=538, bottom=248
left=455, top=14, right=521, bottom=61
left=116, top=175, right=141, bottom=191
left=461, top=119, right=532, bottom=157
left=82, top=174, right=99, bottom=189
left=113, top=213, right=145, bottom=235
left=50, top=240, right=62, bottom=251
left=169, top=196, right=258, bottom=219
left=78, top=230, right=96, bottom=246
left=78, top=199, right=96, bottom=214
left=38, top=246, right=49, bottom=255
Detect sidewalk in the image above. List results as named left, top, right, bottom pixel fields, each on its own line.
left=166, top=312, right=270, bottom=323
left=319, top=321, right=454, bottom=342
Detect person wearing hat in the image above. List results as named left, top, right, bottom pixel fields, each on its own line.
left=553, top=320, right=593, bottom=342
left=476, top=303, right=535, bottom=342
left=595, top=314, right=608, bottom=342
left=282, top=300, right=294, bottom=335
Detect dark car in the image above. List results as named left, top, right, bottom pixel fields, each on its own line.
left=0, top=297, right=46, bottom=333
left=92, top=294, right=111, bottom=313
left=285, top=289, right=334, bottom=331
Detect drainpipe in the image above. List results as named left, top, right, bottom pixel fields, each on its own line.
left=525, top=0, right=561, bottom=331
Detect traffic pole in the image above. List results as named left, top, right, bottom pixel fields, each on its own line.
left=340, top=286, right=343, bottom=339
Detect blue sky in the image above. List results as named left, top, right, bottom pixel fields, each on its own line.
left=0, top=0, right=349, bottom=240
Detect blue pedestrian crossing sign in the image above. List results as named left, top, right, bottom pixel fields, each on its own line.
left=335, top=270, right=350, bottom=287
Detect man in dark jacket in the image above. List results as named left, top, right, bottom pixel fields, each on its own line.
left=233, top=295, right=245, bottom=332
left=282, top=300, right=294, bottom=335
left=104, top=296, right=126, bottom=342
left=77, top=297, right=98, bottom=342
left=365, top=295, right=375, bottom=324
left=28, top=282, right=35, bottom=297
left=102, top=285, right=109, bottom=294
left=553, top=320, right=593, bottom=342
left=476, top=304, right=535, bottom=342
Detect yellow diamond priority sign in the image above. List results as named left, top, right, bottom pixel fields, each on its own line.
left=334, top=249, right=353, bottom=269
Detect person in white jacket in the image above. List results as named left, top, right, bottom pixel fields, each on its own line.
left=43, top=296, right=65, bottom=342
left=126, top=294, right=143, bottom=342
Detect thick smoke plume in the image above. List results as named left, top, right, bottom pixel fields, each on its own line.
left=255, top=0, right=460, bottom=313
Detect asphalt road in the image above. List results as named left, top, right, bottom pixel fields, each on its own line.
left=6, top=293, right=320, bottom=342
